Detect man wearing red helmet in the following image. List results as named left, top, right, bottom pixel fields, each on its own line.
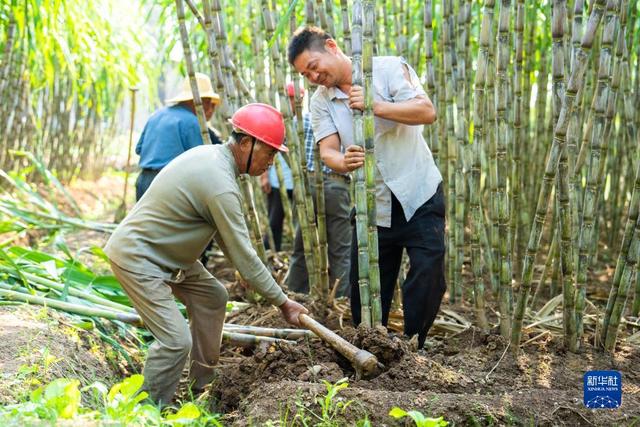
left=104, top=103, right=308, bottom=405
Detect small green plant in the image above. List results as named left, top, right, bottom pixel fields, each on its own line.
left=283, top=378, right=362, bottom=427
left=316, top=378, right=353, bottom=421
left=389, top=407, right=449, bottom=427
left=0, top=374, right=222, bottom=426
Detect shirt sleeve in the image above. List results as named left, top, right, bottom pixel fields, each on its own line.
left=207, top=191, right=287, bottom=306
left=311, top=96, right=339, bottom=143
left=388, top=57, right=427, bottom=102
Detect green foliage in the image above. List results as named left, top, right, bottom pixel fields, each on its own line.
left=389, top=407, right=449, bottom=427
left=0, top=374, right=221, bottom=426
left=316, top=378, right=353, bottom=422
left=275, top=377, right=367, bottom=427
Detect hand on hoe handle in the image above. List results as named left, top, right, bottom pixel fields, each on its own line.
left=278, top=298, right=309, bottom=328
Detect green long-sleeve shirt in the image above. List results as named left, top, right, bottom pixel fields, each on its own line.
left=104, top=143, right=287, bottom=307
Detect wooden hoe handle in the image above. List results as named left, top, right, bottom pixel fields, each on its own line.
left=298, top=313, right=380, bottom=378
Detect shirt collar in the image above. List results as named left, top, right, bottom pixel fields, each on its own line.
left=222, top=142, right=240, bottom=177
left=328, top=86, right=349, bottom=101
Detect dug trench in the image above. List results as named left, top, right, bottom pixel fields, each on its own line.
left=213, top=298, right=640, bottom=426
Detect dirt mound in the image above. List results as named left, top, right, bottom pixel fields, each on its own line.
left=213, top=301, right=640, bottom=426
left=0, top=306, right=123, bottom=404
left=239, top=381, right=638, bottom=426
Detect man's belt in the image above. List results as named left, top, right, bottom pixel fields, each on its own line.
left=309, top=170, right=351, bottom=183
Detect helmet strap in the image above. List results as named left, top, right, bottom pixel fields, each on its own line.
left=245, top=137, right=257, bottom=174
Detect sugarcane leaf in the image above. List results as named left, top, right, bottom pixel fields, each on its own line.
left=9, top=246, right=66, bottom=264
left=91, top=275, right=125, bottom=291
left=0, top=247, right=30, bottom=289
left=267, top=0, right=299, bottom=49
left=10, top=151, right=83, bottom=217
left=42, top=260, right=60, bottom=280
left=90, top=246, right=111, bottom=263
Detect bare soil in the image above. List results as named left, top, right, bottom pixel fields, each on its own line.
left=213, top=302, right=640, bottom=426
left=0, top=306, right=122, bottom=404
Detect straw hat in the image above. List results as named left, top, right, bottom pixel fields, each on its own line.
left=166, top=73, right=221, bottom=105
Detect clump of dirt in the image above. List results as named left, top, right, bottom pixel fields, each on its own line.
left=212, top=337, right=350, bottom=412
left=212, top=300, right=640, bottom=426
left=0, top=306, right=122, bottom=404
left=342, top=324, right=409, bottom=366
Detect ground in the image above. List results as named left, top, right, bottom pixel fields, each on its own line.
left=0, top=306, right=121, bottom=405
left=1, top=173, right=639, bottom=426
left=209, top=300, right=640, bottom=426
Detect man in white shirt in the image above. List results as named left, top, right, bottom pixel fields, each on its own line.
left=288, top=27, right=445, bottom=348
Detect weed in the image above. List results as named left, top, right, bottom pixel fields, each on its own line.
left=0, top=374, right=222, bottom=426
left=389, top=406, right=449, bottom=427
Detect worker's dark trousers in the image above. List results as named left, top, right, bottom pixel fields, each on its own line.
left=263, top=188, right=293, bottom=252
left=350, top=185, right=446, bottom=347
left=287, top=175, right=352, bottom=297
left=135, top=168, right=161, bottom=201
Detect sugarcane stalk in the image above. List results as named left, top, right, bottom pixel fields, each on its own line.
left=0, top=284, right=142, bottom=325
left=602, top=139, right=640, bottom=343
left=453, top=0, right=468, bottom=304
left=252, top=177, right=276, bottom=255
left=510, top=0, right=525, bottom=277
left=363, top=0, right=382, bottom=326
left=422, top=0, right=439, bottom=164
left=604, top=215, right=640, bottom=352
left=339, top=0, right=352, bottom=56
left=352, top=0, right=372, bottom=327
left=265, top=0, right=319, bottom=294
left=0, top=267, right=136, bottom=314
left=239, top=176, right=267, bottom=263
left=222, top=331, right=295, bottom=347
left=573, top=0, right=618, bottom=351
left=202, top=0, right=230, bottom=122
left=442, top=0, right=457, bottom=304
left=469, top=0, right=495, bottom=332
left=511, top=0, right=608, bottom=348
left=274, top=154, right=295, bottom=244
left=313, top=142, right=330, bottom=299
left=175, top=0, right=212, bottom=146
left=495, top=0, right=514, bottom=337
left=223, top=324, right=314, bottom=339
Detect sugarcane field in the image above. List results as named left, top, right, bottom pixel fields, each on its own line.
left=2, top=0, right=640, bottom=425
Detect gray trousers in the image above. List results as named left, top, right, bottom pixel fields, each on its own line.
left=110, top=260, right=228, bottom=405
left=287, top=175, right=352, bottom=297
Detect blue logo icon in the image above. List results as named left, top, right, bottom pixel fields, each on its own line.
left=584, top=370, right=622, bottom=409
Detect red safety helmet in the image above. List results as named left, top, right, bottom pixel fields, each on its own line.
left=286, top=82, right=305, bottom=98
left=230, top=103, right=288, bottom=153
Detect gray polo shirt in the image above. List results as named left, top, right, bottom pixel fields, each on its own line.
left=310, top=56, right=442, bottom=227
left=104, top=143, right=287, bottom=307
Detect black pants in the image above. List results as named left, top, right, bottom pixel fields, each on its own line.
left=350, top=185, right=446, bottom=347
left=135, top=168, right=161, bottom=201
left=263, top=188, right=293, bottom=252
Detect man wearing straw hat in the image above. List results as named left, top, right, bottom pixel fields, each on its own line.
left=135, top=72, right=223, bottom=201
left=105, top=103, right=308, bottom=405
